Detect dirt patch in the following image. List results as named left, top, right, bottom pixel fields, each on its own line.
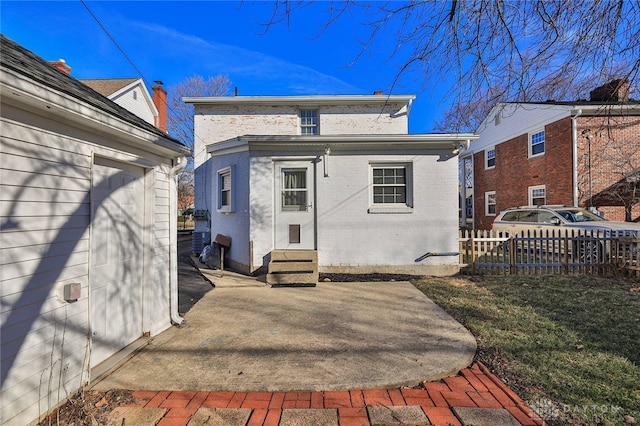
left=37, top=389, right=134, bottom=426
left=320, top=273, right=423, bottom=282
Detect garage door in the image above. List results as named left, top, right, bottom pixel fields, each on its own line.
left=90, top=157, right=145, bottom=368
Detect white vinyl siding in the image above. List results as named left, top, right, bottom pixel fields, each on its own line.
left=109, top=82, right=156, bottom=126
left=0, top=108, right=174, bottom=426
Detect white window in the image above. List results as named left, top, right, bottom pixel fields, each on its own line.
left=485, top=191, right=497, bottom=216
left=529, top=185, right=546, bottom=206
left=369, top=163, right=413, bottom=212
left=529, top=129, right=545, bottom=157
left=300, top=110, right=319, bottom=135
left=217, top=166, right=235, bottom=212
left=485, top=148, right=496, bottom=169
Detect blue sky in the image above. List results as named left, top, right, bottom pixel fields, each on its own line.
left=1, top=1, right=453, bottom=133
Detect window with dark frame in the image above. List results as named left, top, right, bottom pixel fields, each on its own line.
left=372, top=166, right=407, bottom=205
left=300, top=110, right=319, bottom=135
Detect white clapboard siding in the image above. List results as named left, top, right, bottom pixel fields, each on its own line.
left=1, top=251, right=89, bottom=282
left=0, top=240, right=90, bottom=264
left=1, top=263, right=89, bottom=303
left=1, top=138, right=92, bottom=168
left=1, top=52, right=182, bottom=425
left=0, top=185, right=88, bottom=204
left=1, top=227, right=90, bottom=250
left=0, top=199, right=91, bottom=218
left=0, top=169, right=90, bottom=192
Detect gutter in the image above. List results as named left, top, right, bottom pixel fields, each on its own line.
left=452, top=139, right=471, bottom=156
left=571, top=109, right=582, bottom=207
left=169, top=156, right=188, bottom=325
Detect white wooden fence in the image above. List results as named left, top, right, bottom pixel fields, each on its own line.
left=459, top=229, right=640, bottom=277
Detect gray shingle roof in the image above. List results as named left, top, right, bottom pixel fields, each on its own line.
left=0, top=34, right=185, bottom=151
left=79, top=78, right=140, bottom=97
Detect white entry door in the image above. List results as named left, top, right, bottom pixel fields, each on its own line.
left=274, top=161, right=315, bottom=249
left=89, top=157, right=145, bottom=368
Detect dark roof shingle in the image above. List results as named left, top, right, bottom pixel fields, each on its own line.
left=0, top=35, right=185, bottom=150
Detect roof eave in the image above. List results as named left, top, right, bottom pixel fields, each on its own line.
left=207, top=134, right=477, bottom=155
left=2, top=66, right=190, bottom=158
left=184, top=94, right=416, bottom=106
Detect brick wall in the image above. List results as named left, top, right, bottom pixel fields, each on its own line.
left=576, top=115, right=640, bottom=221
left=193, top=102, right=409, bottom=167
left=473, top=117, right=574, bottom=229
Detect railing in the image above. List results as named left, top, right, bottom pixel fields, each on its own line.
left=459, top=229, right=640, bottom=277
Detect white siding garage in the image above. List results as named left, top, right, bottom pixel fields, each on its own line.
left=0, top=36, right=190, bottom=426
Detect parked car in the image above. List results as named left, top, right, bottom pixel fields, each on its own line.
left=491, top=205, right=640, bottom=262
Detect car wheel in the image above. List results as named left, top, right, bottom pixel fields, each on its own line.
left=577, top=240, right=603, bottom=263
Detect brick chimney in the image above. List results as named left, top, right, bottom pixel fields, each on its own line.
left=152, top=80, right=168, bottom=133
left=589, top=78, right=630, bottom=102
left=49, top=59, right=71, bottom=75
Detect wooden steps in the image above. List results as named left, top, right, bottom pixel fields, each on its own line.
left=267, top=250, right=318, bottom=287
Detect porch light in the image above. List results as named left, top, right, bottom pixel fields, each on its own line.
left=324, top=145, right=331, bottom=177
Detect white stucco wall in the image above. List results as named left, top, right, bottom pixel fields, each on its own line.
left=193, top=102, right=409, bottom=167
left=0, top=103, right=175, bottom=426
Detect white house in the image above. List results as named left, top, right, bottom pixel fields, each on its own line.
left=185, top=94, right=476, bottom=279
left=79, top=76, right=168, bottom=133
left=0, top=35, right=190, bottom=426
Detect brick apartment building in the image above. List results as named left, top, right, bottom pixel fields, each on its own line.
left=461, top=79, right=640, bottom=230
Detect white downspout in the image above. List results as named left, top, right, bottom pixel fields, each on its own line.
left=169, top=156, right=187, bottom=325
left=571, top=109, right=582, bottom=207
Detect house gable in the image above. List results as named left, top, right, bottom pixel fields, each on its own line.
left=468, top=98, right=640, bottom=229
left=80, top=78, right=159, bottom=127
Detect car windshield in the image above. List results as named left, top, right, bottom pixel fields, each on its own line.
left=557, top=209, right=606, bottom=222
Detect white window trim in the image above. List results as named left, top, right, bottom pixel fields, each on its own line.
left=300, top=109, right=319, bottom=135
left=485, top=191, right=497, bottom=216
left=528, top=184, right=546, bottom=206
left=368, top=162, right=413, bottom=214
left=485, top=147, right=496, bottom=170
left=528, top=128, right=545, bottom=158
left=217, top=165, right=235, bottom=213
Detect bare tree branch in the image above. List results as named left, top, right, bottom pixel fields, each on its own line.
left=166, top=74, right=231, bottom=167
left=262, top=0, right=640, bottom=119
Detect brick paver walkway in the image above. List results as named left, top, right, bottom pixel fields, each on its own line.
left=113, top=363, right=545, bottom=425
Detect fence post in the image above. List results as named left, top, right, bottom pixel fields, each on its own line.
left=509, top=236, right=516, bottom=275
left=470, top=231, right=476, bottom=275
left=563, top=230, right=569, bottom=275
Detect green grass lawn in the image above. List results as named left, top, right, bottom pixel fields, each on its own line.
left=413, top=275, right=639, bottom=426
